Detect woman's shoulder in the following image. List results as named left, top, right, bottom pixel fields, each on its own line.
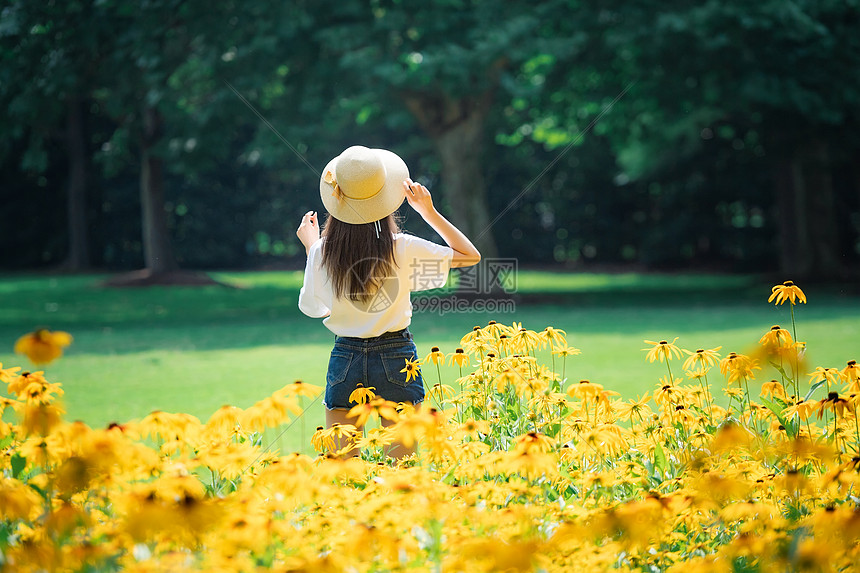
left=394, top=232, right=452, bottom=257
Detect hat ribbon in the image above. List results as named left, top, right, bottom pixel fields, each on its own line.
left=323, top=170, right=343, bottom=202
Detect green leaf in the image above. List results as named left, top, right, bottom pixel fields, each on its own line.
left=653, top=442, right=668, bottom=477
left=11, top=454, right=26, bottom=479
left=768, top=362, right=795, bottom=384
left=804, top=380, right=825, bottom=402
left=760, top=396, right=798, bottom=438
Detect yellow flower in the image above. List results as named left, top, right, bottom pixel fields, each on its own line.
left=682, top=347, right=722, bottom=371
left=758, top=325, right=793, bottom=349
left=808, top=366, right=840, bottom=390
left=7, top=371, right=64, bottom=405
left=615, top=393, right=652, bottom=421
left=400, top=358, right=421, bottom=383
left=655, top=380, right=687, bottom=405
left=354, top=427, right=395, bottom=451
left=348, top=383, right=376, bottom=405
left=481, top=320, right=507, bottom=338
left=539, top=326, right=568, bottom=348
left=760, top=380, right=787, bottom=400
left=643, top=338, right=683, bottom=363
left=14, top=329, right=73, bottom=365
left=311, top=425, right=328, bottom=452
left=719, top=352, right=760, bottom=384
left=205, top=405, right=244, bottom=437
left=317, top=423, right=358, bottom=454
left=815, top=391, right=853, bottom=419
left=423, top=346, right=445, bottom=365
left=448, top=348, right=470, bottom=368
left=782, top=399, right=816, bottom=421
left=768, top=280, right=806, bottom=305
left=552, top=345, right=581, bottom=357
left=20, top=402, right=65, bottom=436
left=841, top=360, right=860, bottom=392
left=456, top=418, right=491, bottom=439
left=0, top=363, right=22, bottom=384
left=347, top=398, right=399, bottom=427
left=428, top=383, right=455, bottom=403
left=511, top=327, right=542, bottom=352
left=566, top=379, right=604, bottom=400
left=280, top=379, right=322, bottom=399
left=512, top=431, right=555, bottom=453
left=459, top=325, right=484, bottom=347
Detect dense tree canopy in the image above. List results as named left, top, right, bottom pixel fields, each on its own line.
left=1, top=0, right=858, bottom=279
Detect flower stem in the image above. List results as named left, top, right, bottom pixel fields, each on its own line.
left=789, top=302, right=800, bottom=398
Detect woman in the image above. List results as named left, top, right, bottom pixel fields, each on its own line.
left=296, top=145, right=480, bottom=457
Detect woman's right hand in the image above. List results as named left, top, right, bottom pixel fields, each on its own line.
left=296, top=211, right=320, bottom=255
left=404, top=178, right=437, bottom=219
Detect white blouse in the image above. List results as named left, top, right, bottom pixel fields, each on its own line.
left=298, top=233, right=453, bottom=337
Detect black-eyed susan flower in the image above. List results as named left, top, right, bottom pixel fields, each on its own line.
left=348, top=397, right=398, bottom=428
left=513, top=431, right=555, bottom=453
left=280, top=379, right=322, bottom=399
left=482, top=320, right=507, bottom=338
left=761, top=380, right=787, bottom=400
left=423, top=346, right=445, bottom=365
left=400, top=358, right=421, bottom=383
left=682, top=347, right=722, bottom=371
left=539, top=326, right=568, bottom=350
left=311, top=426, right=328, bottom=452
left=808, top=366, right=840, bottom=392
left=318, top=423, right=358, bottom=455
left=448, top=348, right=470, bottom=368
left=815, top=391, right=853, bottom=419
left=840, top=360, right=860, bottom=392
left=428, top=383, right=455, bottom=403
left=459, top=325, right=483, bottom=347
left=348, top=383, right=376, bottom=405
left=354, top=427, right=395, bottom=451
left=759, top=325, right=793, bottom=349
left=719, top=352, right=760, bottom=384
left=768, top=280, right=807, bottom=305
left=0, top=363, right=22, bottom=384
left=655, top=381, right=687, bottom=406
left=14, top=329, right=73, bottom=365
left=566, top=379, right=603, bottom=401
left=615, top=393, right=653, bottom=423
left=456, top=418, right=491, bottom=440
left=782, top=399, right=816, bottom=421
left=643, top=338, right=684, bottom=363
left=512, top=327, right=541, bottom=353
left=205, top=405, right=244, bottom=437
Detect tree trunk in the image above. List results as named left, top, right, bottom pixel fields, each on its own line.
left=140, top=105, right=179, bottom=274
left=774, top=136, right=841, bottom=279
left=402, top=92, right=499, bottom=259
left=62, top=96, right=91, bottom=270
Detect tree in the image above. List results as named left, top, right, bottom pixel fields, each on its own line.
left=93, top=0, right=309, bottom=282
left=596, top=0, right=860, bottom=278
left=301, top=0, right=594, bottom=259
left=0, top=0, right=109, bottom=270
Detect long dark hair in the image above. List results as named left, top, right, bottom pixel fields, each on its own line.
left=321, top=214, right=400, bottom=302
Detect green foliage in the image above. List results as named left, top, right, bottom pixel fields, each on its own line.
left=1, top=0, right=859, bottom=272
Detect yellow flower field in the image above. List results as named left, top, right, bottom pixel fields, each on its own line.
left=1, top=281, right=859, bottom=572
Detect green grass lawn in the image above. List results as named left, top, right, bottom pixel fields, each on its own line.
left=2, top=270, right=859, bottom=455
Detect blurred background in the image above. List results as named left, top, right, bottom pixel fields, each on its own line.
left=2, top=0, right=859, bottom=279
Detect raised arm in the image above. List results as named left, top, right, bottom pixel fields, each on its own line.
left=404, top=179, right=481, bottom=268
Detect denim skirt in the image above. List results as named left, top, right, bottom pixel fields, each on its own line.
left=324, top=328, right=425, bottom=410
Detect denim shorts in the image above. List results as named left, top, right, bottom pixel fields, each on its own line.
left=324, top=328, right=425, bottom=410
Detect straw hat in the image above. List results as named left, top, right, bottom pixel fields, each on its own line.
left=319, top=146, right=409, bottom=224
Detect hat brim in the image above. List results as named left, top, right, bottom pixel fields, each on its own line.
left=319, top=148, right=409, bottom=224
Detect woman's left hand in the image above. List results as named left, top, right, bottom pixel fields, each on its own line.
left=296, top=211, right=320, bottom=255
